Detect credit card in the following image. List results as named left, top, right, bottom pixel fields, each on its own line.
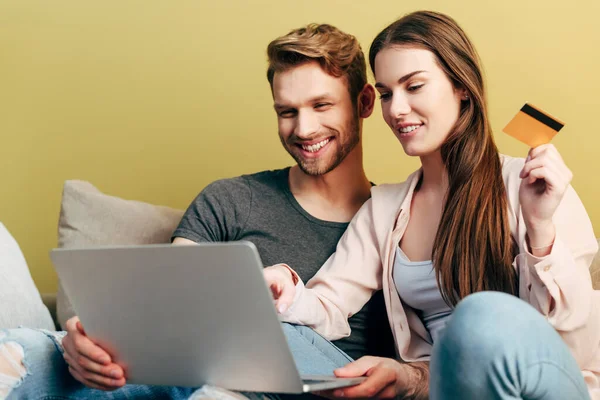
left=503, top=103, right=564, bottom=147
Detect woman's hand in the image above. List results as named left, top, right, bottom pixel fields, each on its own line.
left=317, top=356, right=418, bottom=399
left=519, top=144, right=572, bottom=251
left=263, top=264, right=297, bottom=313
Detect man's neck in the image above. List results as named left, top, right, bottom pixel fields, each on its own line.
left=288, top=148, right=371, bottom=223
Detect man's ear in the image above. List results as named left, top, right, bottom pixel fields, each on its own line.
left=357, top=84, right=376, bottom=118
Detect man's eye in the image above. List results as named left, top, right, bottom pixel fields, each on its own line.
left=315, top=103, right=331, bottom=109
left=279, top=110, right=296, bottom=117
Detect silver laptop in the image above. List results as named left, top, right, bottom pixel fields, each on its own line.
left=50, top=242, right=365, bottom=393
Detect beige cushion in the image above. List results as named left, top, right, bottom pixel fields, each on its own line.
left=56, top=180, right=184, bottom=329
left=0, top=223, right=55, bottom=330
left=592, top=239, right=600, bottom=290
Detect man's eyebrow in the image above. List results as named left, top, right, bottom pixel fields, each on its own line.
left=310, top=94, right=334, bottom=102
left=274, top=94, right=334, bottom=110
left=374, top=70, right=426, bottom=89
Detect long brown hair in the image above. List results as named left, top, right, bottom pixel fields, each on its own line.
left=369, top=11, right=517, bottom=305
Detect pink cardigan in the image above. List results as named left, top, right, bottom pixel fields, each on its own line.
left=280, top=155, right=600, bottom=398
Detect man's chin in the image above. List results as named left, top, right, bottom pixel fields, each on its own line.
left=295, top=164, right=322, bottom=176
left=296, top=159, right=340, bottom=176
left=287, top=147, right=345, bottom=176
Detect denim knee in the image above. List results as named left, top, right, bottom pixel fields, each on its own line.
left=431, top=292, right=591, bottom=400
left=447, top=292, right=539, bottom=340
left=0, top=331, right=27, bottom=398
left=434, top=291, right=543, bottom=366
left=0, top=328, right=66, bottom=399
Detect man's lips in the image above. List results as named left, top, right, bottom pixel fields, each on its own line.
left=295, top=137, right=332, bottom=154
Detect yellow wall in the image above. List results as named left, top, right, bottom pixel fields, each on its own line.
left=1, top=0, right=599, bottom=293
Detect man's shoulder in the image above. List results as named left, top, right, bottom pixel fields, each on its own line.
left=238, top=168, right=290, bottom=198
left=241, top=167, right=289, bottom=186
left=190, top=168, right=290, bottom=214
left=202, top=168, right=289, bottom=195
left=199, top=175, right=249, bottom=198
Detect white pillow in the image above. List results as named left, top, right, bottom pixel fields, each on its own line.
left=0, top=222, right=55, bottom=330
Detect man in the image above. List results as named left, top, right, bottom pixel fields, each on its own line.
left=1, top=24, right=397, bottom=399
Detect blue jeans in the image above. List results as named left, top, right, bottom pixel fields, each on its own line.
left=1, top=323, right=352, bottom=399
left=430, top=291, right=591, bottom=400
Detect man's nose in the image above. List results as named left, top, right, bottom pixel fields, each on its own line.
left=294, top=110, right=319, bottom=139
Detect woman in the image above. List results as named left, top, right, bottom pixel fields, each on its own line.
left=265, top=10, right=600, bottom=400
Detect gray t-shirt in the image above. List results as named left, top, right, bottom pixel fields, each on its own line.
left=172, top=168, right=394, bottom=360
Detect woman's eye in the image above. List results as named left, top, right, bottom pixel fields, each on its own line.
left=379, top=93, right=392, bottom=101
left=407, top=84, right=424, bottom=92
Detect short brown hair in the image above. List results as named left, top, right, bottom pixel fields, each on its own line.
left=267, top=24, right=367, bottom=104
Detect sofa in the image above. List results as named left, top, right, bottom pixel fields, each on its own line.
left=1, top=180, right=600, bottom=332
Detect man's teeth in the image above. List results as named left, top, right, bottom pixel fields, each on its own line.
left=301, top=138, right=330, bottom=153
left=399, top=125, right=421, bottom=133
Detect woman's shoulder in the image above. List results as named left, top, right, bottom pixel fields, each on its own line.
left=368, top=169, right=420, bottom=226
left=500, top=154, right=526, bottom=192
left=354, top=174, right=416, bottom=242
left=371, top=181, right=411, bottom=199
left=500, top=153, right=526, bottom=169
left=371, top=170, right=419, bottom=203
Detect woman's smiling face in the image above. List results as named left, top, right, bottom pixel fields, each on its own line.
left=374, top=46, right=465, bottom=157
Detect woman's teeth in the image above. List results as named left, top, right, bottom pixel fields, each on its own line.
left=399, top=125, right=421, bottom=133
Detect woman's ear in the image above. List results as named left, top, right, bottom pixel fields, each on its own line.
left=358, top=84, right=376, bottom=118
left=457, top=86, right=469, bottom=101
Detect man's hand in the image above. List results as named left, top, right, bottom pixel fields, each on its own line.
left=263, top=264, right=297, bottom=313
left=62, top=316, right=126, bottom=391
left=317, top=357, right=429, bottom=399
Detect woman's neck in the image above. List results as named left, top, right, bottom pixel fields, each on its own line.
left=418, top=151, right=448, bottom=194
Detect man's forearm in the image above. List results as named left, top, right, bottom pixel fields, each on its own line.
left=403, top=361, right=429, bottom=400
